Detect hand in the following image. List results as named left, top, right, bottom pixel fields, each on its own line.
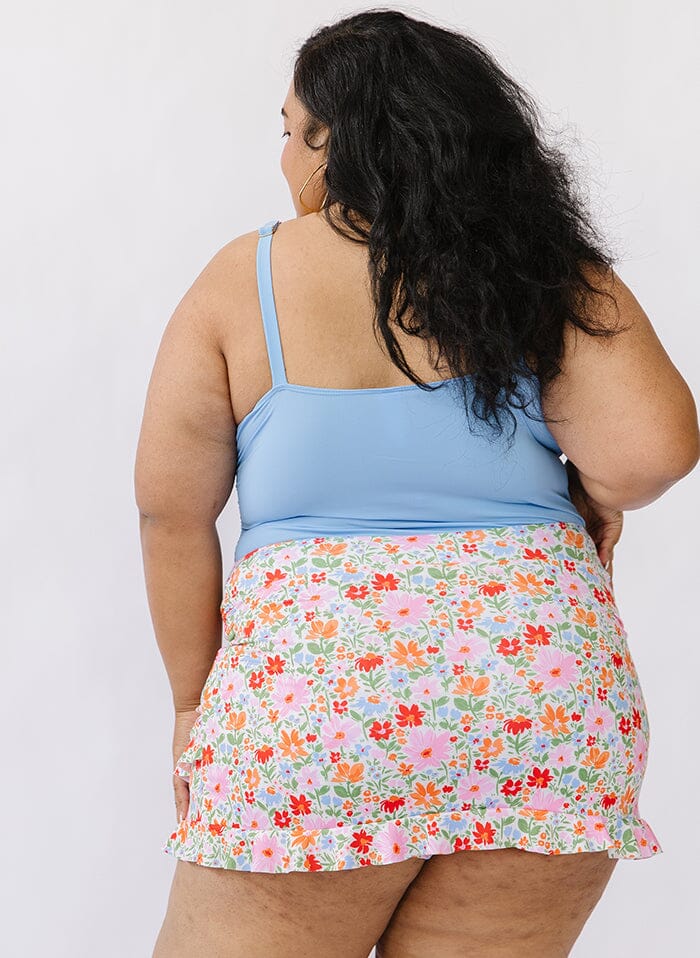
left=172, top=706, right=199, bottom=824
left=565, top=459, right=622, bottom=586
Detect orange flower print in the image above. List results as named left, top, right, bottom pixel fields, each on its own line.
left=539, top=703, right=571, bottom=737
left=453, top=674, right=490, bottom=696
left=389, top=638, right=428, bottom=670
left=478, top=737, right=504, bottom=759
left=411, top=781, right=443, bottom=810
left=582, top=747, right=610, bottom=769
left=278, top=728, right=309, bottom=762
left=511, top=571, right=547, bottom=596
left=331, top=762, right=365, bottom=783
left=307, top=618, right=339, bottom=641
left=259, top=602, right=286, bottom=626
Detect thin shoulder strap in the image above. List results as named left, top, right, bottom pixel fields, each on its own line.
left=256, top=219, right=287, bottom=386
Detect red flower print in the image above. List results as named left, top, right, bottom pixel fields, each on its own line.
left=333, top=699, right=348, bottom=715
left=290, top=794, right=312, bottom=816
left=355, top=653, right=384, bottom=672
left=264, top=655, right=286, bottom=675
left=369, top=720, right=393, bottom=741
left=479, top=581, right=507, bottom=597
left=523, top=548, right=548, bottom=560
left=571, top=711, right=582, bottom=722
left=474, top=758, right=489, bottom=771
left=379, top=795, right=406, bottom=813
left=395, top=703, right=425, bottom=727
left=274, top=809, right=291, bottom=828
left=263, top=568, right=287, bottom=588
left=330, top=751, right=341, bottom=763
left=501, top=778, right=523, bottom=796
left=371, top=572, right=400, bottom=591
left=527, top=767, right=553, bottom=788
left=345, top=583, right=370, bottom=601
left=350, top=829, right=374, bottom=853
left=632, top=707, right=642, bottom=729
left=612, top=653, right=624, bottom=668
left=243, top=619, right=256, bottom=638
left=304, top=853, right=323, bottom=871
left=503, top=715, right=532, bottom=734
left=601, top=792, right=617, bottom=809
left=497, top=637, right=522, bottom=657
left=255, top=745, right=274, bottom=763
left=472, top=821, right=496, bottom=845
left=523, top=624, right=552, bottom=646
left=618, top=716, right=632, bottom=735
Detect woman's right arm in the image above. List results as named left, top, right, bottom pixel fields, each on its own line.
left=542, top=266, right=699, bottom=511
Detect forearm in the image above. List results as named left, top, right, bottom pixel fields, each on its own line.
left=139, top=515, right=223, bottom=711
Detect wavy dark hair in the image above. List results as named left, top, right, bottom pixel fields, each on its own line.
left=292, top=8, right=630, bottom=447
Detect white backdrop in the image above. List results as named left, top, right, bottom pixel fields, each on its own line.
left=2, top=2, right=698, bottom=955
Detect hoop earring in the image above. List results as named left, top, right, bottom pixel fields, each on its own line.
left=298, top=161, right=328, bottom=212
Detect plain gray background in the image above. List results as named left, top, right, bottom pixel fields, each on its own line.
left=2, top=2, right=698, bottom=955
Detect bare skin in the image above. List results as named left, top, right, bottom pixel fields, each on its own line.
left=140, top=82, right=697, bottom=957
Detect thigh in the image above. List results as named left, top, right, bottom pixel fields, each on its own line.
left=376, top=847, right=617, bottom=958
left=153, top=855, right=425, bottom=958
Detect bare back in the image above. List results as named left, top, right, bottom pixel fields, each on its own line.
left=216, top=212, right=456, bottom=430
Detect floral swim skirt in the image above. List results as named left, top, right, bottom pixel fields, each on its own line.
left=162, top=521, right=662, bottom=872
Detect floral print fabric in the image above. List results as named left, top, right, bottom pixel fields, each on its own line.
left=162, top=521, right=662, bottom=872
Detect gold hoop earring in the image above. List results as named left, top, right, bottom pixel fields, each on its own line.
left=298, top=161, right=328, bottom=212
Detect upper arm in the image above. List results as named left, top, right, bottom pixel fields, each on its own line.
left=541, top=266, right=700, bottom=488
left=134, top=252, right=238, bottom=523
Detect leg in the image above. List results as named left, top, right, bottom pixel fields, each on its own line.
left=375, top=847, right=617, bottom=958
left=153, top=855, right=426, bottom=958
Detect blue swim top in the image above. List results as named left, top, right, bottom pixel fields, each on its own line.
left=233, top=219, right=585, bottom=562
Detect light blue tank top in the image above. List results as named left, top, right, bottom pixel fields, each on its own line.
left=234, top=219, right=585, bottom=562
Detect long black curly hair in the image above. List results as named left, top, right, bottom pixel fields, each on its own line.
left=292, top=8, right=629, bottom=448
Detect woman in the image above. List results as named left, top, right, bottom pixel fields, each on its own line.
left=136, top=11, right=698, bottom=957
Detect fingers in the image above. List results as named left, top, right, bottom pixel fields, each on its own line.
left=173, top=769, right=190, bottom=824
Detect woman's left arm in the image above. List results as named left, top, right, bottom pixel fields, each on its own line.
left=134, top=254, right=237, bottom=712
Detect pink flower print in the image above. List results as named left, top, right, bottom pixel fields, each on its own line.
left=529, top=788, right=566, bottom=812
left=410, top=674, right=444, bottom=701
left=270, top=673, right=311, bottom=719
left=297, top=582, right=338, bottom=612
left=374, top=821, right=408, bottom=862
left=584, top=814, right=613, bottom=844
left=218, top=667, right=246, bottom=703
left=320, top=712, right=363, bottom=751
left=238, top=807, right=272, bottom=830
left=250, top=831, right=286, bottom=871
left=533, top=647, right=578, bottom=689
left=380, top=590, right=432, bottom=626
left=404, top=727, right=452, bottom=770
left=445, top=632, right=489, bottom=663
left=584, top=701, right=614, bottom=736
left=296, top=765, right=322, bottom=790
left=204, top=764, right=232, bottom=807
left=426, top=835, right=453, bottom=854
left=303, top=812, right=340, bottom=829
left=631, top=732, right=648, bottom=775
left=457, top=771, right=496, bottom=804
left=549, top=743, right=575, bottom=768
